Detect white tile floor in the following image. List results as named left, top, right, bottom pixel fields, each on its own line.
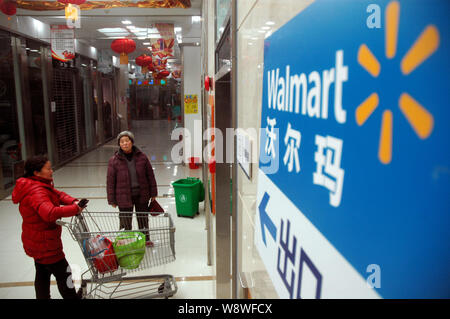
left=0, top=120, right=215, bottom=299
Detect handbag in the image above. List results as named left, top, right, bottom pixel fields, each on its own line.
left=148, top=199, right=164, bottom=216
left=83, top=235, right=118, bottom=274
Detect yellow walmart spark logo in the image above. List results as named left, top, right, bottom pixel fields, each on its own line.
left=356, top=1, right=439, bottom=164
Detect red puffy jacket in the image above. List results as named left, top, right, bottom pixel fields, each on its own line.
left=12, top=176, right=80, bottom=264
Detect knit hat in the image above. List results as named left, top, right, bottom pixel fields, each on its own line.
left=117, top=131, right=135, bottom=145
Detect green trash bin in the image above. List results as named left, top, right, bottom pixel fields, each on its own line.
left=187, top=177, right=205, bottom=202
left=172, top=178, right=201, bottom=218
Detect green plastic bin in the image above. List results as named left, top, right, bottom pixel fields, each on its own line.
left=113, top=232, right=146, bottom=269
left=172, top=178, right=201, bottom=218
left=187, top=177, right=205, bottom=202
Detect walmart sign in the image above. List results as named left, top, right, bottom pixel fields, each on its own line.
left=255, top=0, right=449, bottom=299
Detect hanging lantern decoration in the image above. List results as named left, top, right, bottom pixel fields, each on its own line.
left=172, top=70, right=181, bottom=79
left=159, top=70, right=170, bottom=78
left=57, top=0, right=85, bottom=27
left=111, top=39, right=136, bottom=64
left=0, top=1, right=17, bottom=16
left=135, top=54, right=152, bottom=74
left=152, top=57, right=167, bottom=71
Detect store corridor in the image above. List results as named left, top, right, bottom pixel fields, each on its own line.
left=0, top=120, right=214, bottom=299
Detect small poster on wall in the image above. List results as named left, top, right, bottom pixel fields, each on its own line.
left=50, top=25, right=75, bottom=62
left=184, top=94, right=198, bottom=114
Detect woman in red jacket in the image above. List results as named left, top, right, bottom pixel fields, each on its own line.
left=12, top=155, right=84, bottom=299
left=107, top=131, right=158, bottom=246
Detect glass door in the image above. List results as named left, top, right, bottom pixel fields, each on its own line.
left=0, top=31, right=21, bottom=190
left=26, top=39, right=48, bottom=157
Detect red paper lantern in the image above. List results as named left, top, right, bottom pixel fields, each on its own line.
left=57, top=0, right=86, bottom=5
left=111, top=39, right=136, bottom=64
left=159, top=70, right=170, bottom=78
left=0, top=1, right=16, bottom=16
left=135, top=54, right=152, bottom=73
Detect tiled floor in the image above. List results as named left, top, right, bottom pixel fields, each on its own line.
left=0, top=120, right=215, bottom=299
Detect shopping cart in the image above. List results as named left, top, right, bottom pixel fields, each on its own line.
left=57, top=210, right=177, bottom=299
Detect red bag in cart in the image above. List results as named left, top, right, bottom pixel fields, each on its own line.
left=83, top=235, right=118, bottom=274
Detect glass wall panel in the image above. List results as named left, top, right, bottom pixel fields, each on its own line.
left=26, top=39, right=48, bottom=157
left=101, top=77, right=113, bottom=139
left=0, top=31, right=22, bottom=189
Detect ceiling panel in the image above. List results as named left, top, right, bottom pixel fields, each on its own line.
left=16, top=0, right=203, bottom=63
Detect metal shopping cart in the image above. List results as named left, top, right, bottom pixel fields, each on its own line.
left=57, top=210, right=177, bottom=299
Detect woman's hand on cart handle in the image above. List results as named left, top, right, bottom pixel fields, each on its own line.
left=151, top=197, right=156, bottom=202
left=111, top=204, right=117, bottom=208
left=56, top=219, right=68, bottom=226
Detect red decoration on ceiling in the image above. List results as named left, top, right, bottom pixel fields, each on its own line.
left=110, top=38, right=136, bottom=64
left=159, top=70, right=170, bottom=78
left=1, top=1, right=17, bottom=16
left=57, top=0, right=86, bottom=5
left=135, top=54, right=152, bottom=73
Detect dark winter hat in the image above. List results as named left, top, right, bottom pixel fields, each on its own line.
left=117, top=131, right=135, bottom=145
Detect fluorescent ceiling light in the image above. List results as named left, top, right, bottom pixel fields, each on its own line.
left=143, top=42, right=150, bottom=45
left=98, top=28, right=129, bottom=34
left=122, top=20, right=132, bottom=25
left=261, top=26, right=271, bottom=30
left=266, top=21, right=275, bottom=25
left=105, top=33, right=130, bottom=38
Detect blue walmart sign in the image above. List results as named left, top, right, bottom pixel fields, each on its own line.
left=258, top=0, right=449, bottom=298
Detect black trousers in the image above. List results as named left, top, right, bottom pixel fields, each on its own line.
left=119, top=195, right=150, bottom=242
left=34, top=258, right=80, bottom=299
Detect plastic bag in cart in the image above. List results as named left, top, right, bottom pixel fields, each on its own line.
left=83, top=235, right=118, bottom=274
left=113, top=232, right=146, bottom=269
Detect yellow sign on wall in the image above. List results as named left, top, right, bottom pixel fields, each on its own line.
left=184, top=94, right=198, bottom=114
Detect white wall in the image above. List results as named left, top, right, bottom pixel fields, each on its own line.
left=183, top=45, right=202, bottom=162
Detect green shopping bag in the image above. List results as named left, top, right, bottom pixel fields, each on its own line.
left=113, top=232, right=146, bottom=269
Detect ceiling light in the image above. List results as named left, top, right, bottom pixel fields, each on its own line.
left=122, top=20, right=132, bottom=25
left=104, top=33, right=130, bottom=38
left=266, top=21, right=275, bottom=25
left=98, top=28, right=128, bottom=33
left=261, top=26, right=271, bottom=30
left=143, top=42, right=150, bottom=45
left=192, top=16, right=201, bottom=23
